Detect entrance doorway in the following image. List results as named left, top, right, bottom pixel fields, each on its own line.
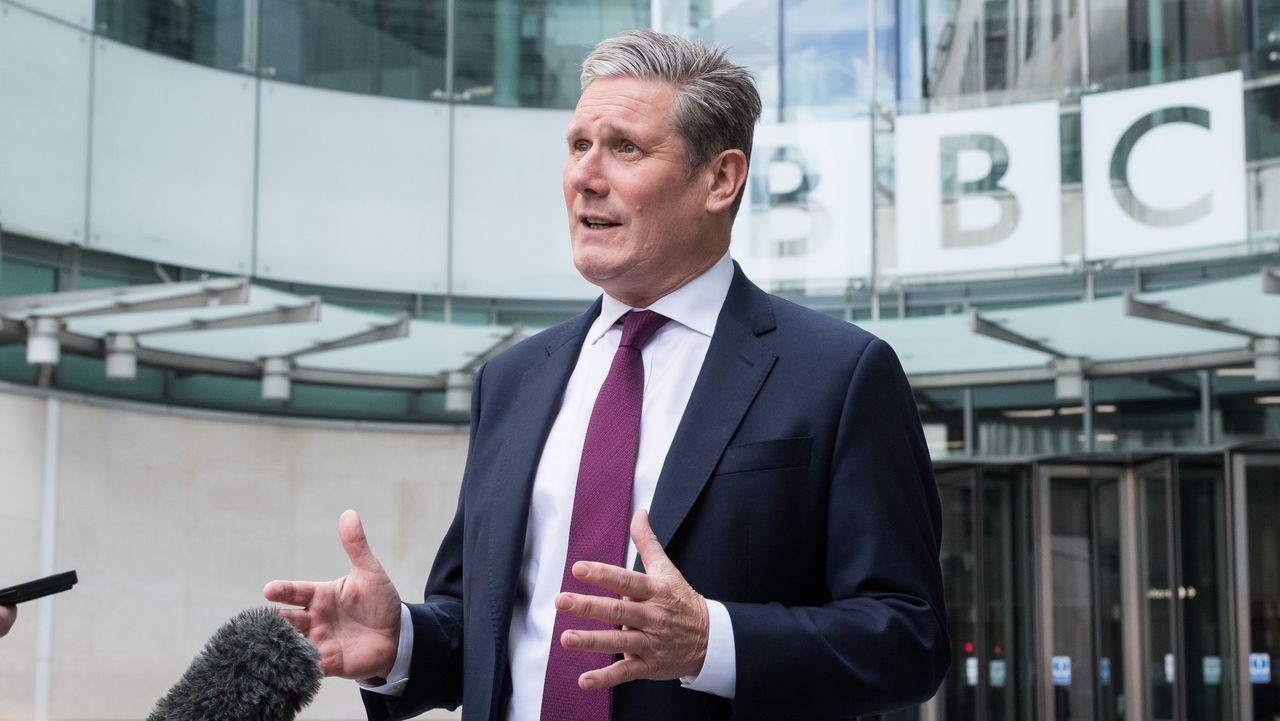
left=923, top=452, right=1245, bottom=721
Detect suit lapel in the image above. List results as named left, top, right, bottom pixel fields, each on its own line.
left=486, top=299, right=600, bottom=633
left=644, top=266, right=778, bottom=557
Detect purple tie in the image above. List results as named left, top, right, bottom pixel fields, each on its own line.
left=540, top=309, right=670, bottom=721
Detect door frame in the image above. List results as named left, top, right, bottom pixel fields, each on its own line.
left=1229, top=451, right=1280, bottom=721
left=1034, top=462, right=1145, bottom=721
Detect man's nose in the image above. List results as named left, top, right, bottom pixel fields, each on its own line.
left=567, top=147, right=609, bottom=197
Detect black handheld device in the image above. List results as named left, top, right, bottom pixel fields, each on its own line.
left=0, top=570, right=78, bottom=605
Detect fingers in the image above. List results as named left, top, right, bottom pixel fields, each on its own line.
left=579, top=657, right=649, bottom=691
left=630, top=509, right=670, bottom=573
left=556, top=591, right=652, bottom=628
left=561, top=626, right=647, bottom=656
left=263, top=579, right=317, bottom=607
left=277, top=607, right=311, bottom=635
left=572, top=561, right=656, bottom=601
left=338, top=509, right=386, bottom=574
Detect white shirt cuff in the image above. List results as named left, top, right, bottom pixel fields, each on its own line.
left=679, top=599, right=736, bottom=698
left=357, top=603, right=415, bottom=696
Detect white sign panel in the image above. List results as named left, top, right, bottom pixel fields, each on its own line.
left=1052, top=655, right=1072, bottom=686
left=1203, top=656, right=1222, bottom=685
left=990, top=659, right=1007, bottom=688
left=731, top=119, right=873, bottom=290
left=1251, top=652, right=1272, bottom=684
left=965, top=656, right=979, bottom=686
left=1082, top=71, right=1246, bottom=260
left=894, top=101, right=1062, bottom=276
left=1165, top=653, right=1176, bottom=683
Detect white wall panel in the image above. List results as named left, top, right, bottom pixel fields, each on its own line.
left=9, top=0, right=93, bottom=29
left=256, top=81, right=449, bottom=293
left=0, top=4, right=90, bottom=244
left=450, top=105, right=596, bottom=300
left=0, top=392, right=465, bottom=720
left=89, top=39, right=255, bottom=273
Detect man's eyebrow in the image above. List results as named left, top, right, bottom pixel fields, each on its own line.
left=565, top=121, right=630, bottom=142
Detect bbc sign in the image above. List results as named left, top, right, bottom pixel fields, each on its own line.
left=734, top=71, right=1247, bottom=281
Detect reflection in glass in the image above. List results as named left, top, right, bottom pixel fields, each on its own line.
left=983, top=468, right=1037, bottom=721
left=975, top=382, right=1083, bottom=457
left=1088, top=0, right=1247, bottom=89
left=904, top=0, right=1080, bottom=108
left=1178, top=460, right=1233, bottom=721
left=96, top=0, right=248, bottom=72
left=454, top=0, right=647, bottom=108
left=1141, top=465, right=1176, bottom=720
left=1050, top=476, right=1095, bottom=721
left=1049, top=474, right=1125, bottom=721
left=1091, top=374, right=1202, bottom=452
left=939, top=473, right=977, bottom=721
left=1096, top=478, right=1125, bottom=721
left=259, top=0, right=447, bottom=100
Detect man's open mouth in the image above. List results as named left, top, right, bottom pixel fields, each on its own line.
left=581, top=217, right=621, bottom=230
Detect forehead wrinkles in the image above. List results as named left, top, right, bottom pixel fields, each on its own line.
left=568, top=81, right=675, bottom=137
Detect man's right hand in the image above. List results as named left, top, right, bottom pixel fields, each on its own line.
left=264, top=509, right=402, bottom=681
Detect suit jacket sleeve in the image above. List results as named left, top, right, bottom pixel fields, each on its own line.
left=722, top=338, right=950, bottom=719
left=361, top=364, right=487, bottom=720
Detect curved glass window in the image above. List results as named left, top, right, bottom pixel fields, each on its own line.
left=95, top=0, right=249, bottom=73
left=455, top=0, right=648, bottom=108
left=259, top=0, right=447, bottom=101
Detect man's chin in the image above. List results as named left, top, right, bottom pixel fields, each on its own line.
left=572, top=255, right=629, bottom=288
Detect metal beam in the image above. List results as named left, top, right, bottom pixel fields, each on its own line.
left=462, top=324, right=525, bottom=373
left=284, top=313, right=411, bottom=359
left=969, top=308, right=1068, bottom=358
left=1123, top=289, right=1258, bottom=339
left=291, top=367, right=446, bottom=391
left=0, top=277, right=248, bottom=317
left=907, top=348, right=1257, bottom=389
left=130, top=297, right=321, bottom=336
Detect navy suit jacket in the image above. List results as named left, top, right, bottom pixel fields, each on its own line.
left=364, top=264, right=949, bottom=721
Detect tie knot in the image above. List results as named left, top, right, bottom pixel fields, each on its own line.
left=618, top=310, right=669, bottom=350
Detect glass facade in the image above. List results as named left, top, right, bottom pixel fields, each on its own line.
left=95, top=0, right=644, bottom=106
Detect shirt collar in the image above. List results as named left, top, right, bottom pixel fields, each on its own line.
left=587, top=252, right=734, bottom=345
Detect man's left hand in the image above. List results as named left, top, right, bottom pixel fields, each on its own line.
left=555, top=508, right=710, bottom=690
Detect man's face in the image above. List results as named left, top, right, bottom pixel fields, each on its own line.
left=563, top=77, right=719, bottom=304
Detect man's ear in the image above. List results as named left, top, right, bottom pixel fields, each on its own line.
left=704, top=149, right=749, bottom=216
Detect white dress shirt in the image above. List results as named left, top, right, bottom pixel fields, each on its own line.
left=365, top=253, right=738, bottom=715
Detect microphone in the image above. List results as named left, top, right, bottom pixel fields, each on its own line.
left=148, top=607, right=322, bottom=721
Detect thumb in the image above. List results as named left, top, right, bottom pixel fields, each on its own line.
left=338, top=509, right=386, bottom=574
left=630, top=509, right=670, bottom=573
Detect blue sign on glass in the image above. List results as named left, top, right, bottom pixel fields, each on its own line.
left=1099, top=657, right=1111, bottom=686
left=1251, top=653, right=1272, bottom=684
left=1052, top=655, right=1072, bottom=686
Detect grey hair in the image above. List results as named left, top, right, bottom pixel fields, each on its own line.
left=580, top=30, right=761, bottom=217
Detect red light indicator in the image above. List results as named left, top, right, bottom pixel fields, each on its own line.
left=964, top=642, right=974, bottom=654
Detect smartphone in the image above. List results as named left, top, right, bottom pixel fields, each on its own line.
left=0, top=570, right=78, bottom=605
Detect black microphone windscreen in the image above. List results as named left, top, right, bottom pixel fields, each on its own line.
left=148, top=607, right=322, bottom=721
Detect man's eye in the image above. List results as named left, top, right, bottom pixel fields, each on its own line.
left=621, top=142, right=638, bottom=153
left=573, top=140, right=590, bottom=152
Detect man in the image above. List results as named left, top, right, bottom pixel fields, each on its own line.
left=0, top=604, right=14, bottom=637
left=266, top=30, right=948, bottom=721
